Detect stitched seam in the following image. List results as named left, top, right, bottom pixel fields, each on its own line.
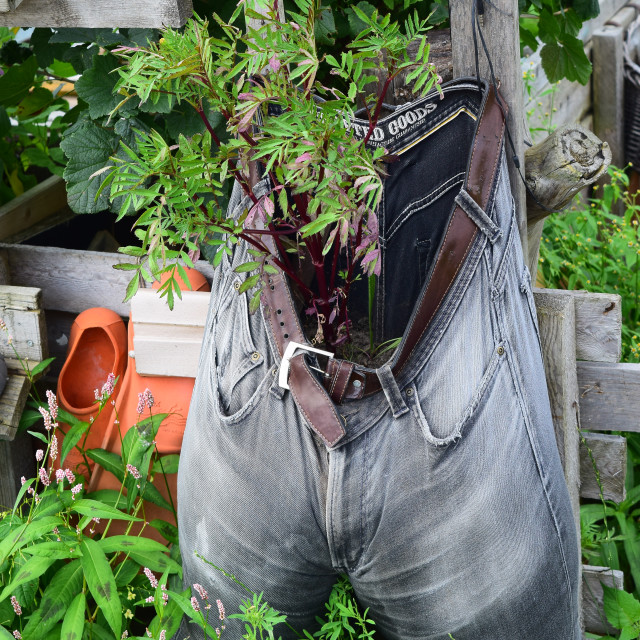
left=290, top=357, right=345, bottom=446
left=329, top=361, right=339, bottom=397
left=400, top=222, right=478, bottom=376
left=386, top=172, right=465, bottom=241
left=337, top=363, right=354, bottom=404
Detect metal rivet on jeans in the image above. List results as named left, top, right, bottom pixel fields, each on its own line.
left=353, top=379, right=362, bottom=388
left=405, top=388, right=414, bottom=396
left=272, top=367, right=278, bottom=377
left=251, top=352, right=260, bottom=362
left=234, top=281, right=241, bottom=291
left=497, top=345, right=505, bottom=356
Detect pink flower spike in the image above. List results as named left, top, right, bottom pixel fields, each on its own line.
left=10, top=596, right=21, bottom=616
left=49, top=435, right=58, bottom=462
left=193, top=583, right=208, bottom=600
left=39, top=406, right=53, bottom=431
left=143, top=567, right=158, bottom=588
left=126, top=464, right=141, bottom=479
left=191, top=596, right=200, bottom=612
left=20, top=476, right=26, bottom=486
left=159, top=631, right=166, bottom=640
left=35, top=449, right=44, bottom=462
left=136, top=392, right=145, bottom=415
left=46, top=390, right=58, bottom=420
left=13, top=631, right=21, bottom=639
left=71, top=484, right=82, bottom=499
left=65, top=469, right=75, bottom=484
left=143, top=388, right=154, bottom=409
left=39, top=467, right=51, bottom=487
left=217, top=599, right=225, bottom=621
left=55, top=469, right=65, bottom=484
left=268, top=54, right=281, bottom=72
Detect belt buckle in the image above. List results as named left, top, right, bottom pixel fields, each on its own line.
left=279, top=341, right=334, bottom=390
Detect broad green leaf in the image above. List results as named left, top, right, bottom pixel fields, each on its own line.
left=21, top=560, right=83, bottom=640
left=0, top=56, right=37, bottom=107
left=73, top=499, right=142, bottom=522
left=61, top=592, right=85, bottom=640
left=141, top=482, right=174, bottom=511
left=127, top=549, right=181, bottom=576
left=23, top=541, right=81, bottom=560
left=540, top=36, right=592, bottom=85
left=28, top=357, right=56, bottom=379
left=0, top=516, right=63, bottom=564
left=80, top=538, right=121, bottom=640
left=315, top=5, right=336, bottom=45
left=113, top=559, right=141, bottom=587
left=98, top=535, right=170, bottom=555
left=0, top=556, right=58, bottom=602
left=151, top=454, right=180, bottom=475
left=60, top=420, right=90, bottom=464
left=61, top=119, right=121, bottom=213
left=573, top=0, right=600, bottom=20
left=603, top=584, right=640, bottom=631
left=16, top=87, right=54, bottom=119
left=86, top=449, right=124, bottom=481
left=149, top=519, right=179, bottom=545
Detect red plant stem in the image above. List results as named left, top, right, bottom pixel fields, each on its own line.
left=329, top=225, right=340, bottom=294
left=362, top=75, right=394, bottom=147
left=197, top=107, right=221, bottom=145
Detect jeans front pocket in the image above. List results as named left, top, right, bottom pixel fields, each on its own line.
left=213, top=277, right=273, bottom=420
left=407, top=343, right=505, bottom=447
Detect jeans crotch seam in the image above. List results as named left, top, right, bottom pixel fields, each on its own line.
left=326, top=448, right=347, bottom=573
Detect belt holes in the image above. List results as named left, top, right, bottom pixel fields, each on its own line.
left=277, top=309, right=282, bottom=314
left=284, top=333, right=289, bottom=339
left=280, top=321, right=285, bottom=327
left=270, top=285, right=275, bottom=290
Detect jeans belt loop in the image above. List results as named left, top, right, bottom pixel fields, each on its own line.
left=376, top=364, right=409, bottom=418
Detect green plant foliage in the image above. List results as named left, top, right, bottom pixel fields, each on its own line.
left=540, top=167, right=640, bottom=362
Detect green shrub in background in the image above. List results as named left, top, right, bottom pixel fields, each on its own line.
left=539, top=165, right=640, bottom=362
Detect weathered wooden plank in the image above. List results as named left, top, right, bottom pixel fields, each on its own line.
left=534, top=291, right=582, bottom=535
left=0, top=432, right=35, bottom=510
left=578, top=361, right=640, bottom=432
left=580, top=432, right=627, bottom=502
left=0, top=287, right=47, bottom=362
left=0, top=285, right=41, bottom=311
left=0, top=243, right=214, bottom=317
left=450, top=0, right=527, bottom=257
left=0, top=374, right=30, bottom=440
left=0, top=0, right=192, bottom=27
left=0, top=0, right=24, bottom=12
left=582, top=565, right=625, bottom=635
left=533, top=289, right=622, bottom=363
left=592, top=7, right=637, bottom=171
left=131, top=289, right=209, bottom=377
left=0, top=175, right=67, bottom=242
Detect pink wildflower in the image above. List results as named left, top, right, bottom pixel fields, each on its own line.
left=0, top=318, right=5, bottom=330
left=145, top=596, right=155, bottom=603
left=159, top=630, right=166, bottom=640
left=215, top=629, right=221, bottom=639
left=39, top=467, right=50, bottom=487
left=143, top=567, right=158, bottom=588
left=49, top=435, right=58, bottom=462
left=65, top=469, right=75, bottom=484
left=20, top=476, right=25, bottom=486
left=161, top=584, right=168, bottom=606
left=136, top=393, right=145, bottom=415
left=191, top=596, right=200, bottom=612
left=71, top=484, right=82, bottom=499
left=10, top=596, right=21, bottom=615
left=143, top=388, right=154, bottom=409
left=35, top=449, right=44, bottom=462
left=217, top=599, right=225, bottom=621
left=193, top=583, right=208, bottom=600
left=13, top=631, right=21, bottom=639
left=39, top=406, right=53, bottom=430
left=55, top=469, right=65, bottom=484
left=127, top=464, right=141, bottom=479
left=46, top=390, right=58, bottom=421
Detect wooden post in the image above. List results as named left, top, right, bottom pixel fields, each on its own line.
left=592, top=6, right=637, bottom=171
left=449, top=0, right=527, bottom=258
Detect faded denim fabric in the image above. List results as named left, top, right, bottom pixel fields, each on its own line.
left=177, top=80, right=580, bottom=640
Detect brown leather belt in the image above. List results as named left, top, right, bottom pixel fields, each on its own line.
left=249, top=84, right=506, bottom=447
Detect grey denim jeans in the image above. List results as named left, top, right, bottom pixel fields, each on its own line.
left=177, top=81, right=580, bottom=640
